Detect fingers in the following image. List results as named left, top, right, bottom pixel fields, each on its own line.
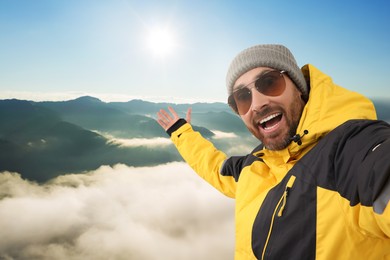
left=156, top=106, right=192, bottom=131
left=168, top=106, right=179, bottom=119
left=156, top=107, right=178, bottom=131
left=157, top=110, right=172, bottom=130
left=159, top=108, right=175, bottom=121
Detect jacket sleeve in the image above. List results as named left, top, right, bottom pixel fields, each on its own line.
left=168, top=119, right=238, bottom=198
left=358, top=135, right=390, bottom=238
left=336, top=120, right=390, bottom=238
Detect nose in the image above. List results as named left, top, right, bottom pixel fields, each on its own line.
left=250, top=87, right=270, bottom=113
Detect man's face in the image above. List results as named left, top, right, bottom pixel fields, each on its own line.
left=232, top=67, right=306, bottom=150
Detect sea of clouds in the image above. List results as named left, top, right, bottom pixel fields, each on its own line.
left=0, top=162, right=235, bottom=260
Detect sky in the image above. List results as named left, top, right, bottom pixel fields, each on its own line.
left=0, top=0, right=389, bottom=103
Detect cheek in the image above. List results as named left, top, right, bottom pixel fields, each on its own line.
left=283, top=87, right=304, bottom=114
left=241, top=114, right=261, bottom=137
left=287, top=94, right=305, bottom=126
left=240, top=114, right=252, bottom=127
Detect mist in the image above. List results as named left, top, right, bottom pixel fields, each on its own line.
left=0, top=162, right=235, bottom=260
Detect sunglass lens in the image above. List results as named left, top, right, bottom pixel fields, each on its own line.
left=234, top=88, right=251, bottom=115
left=256, top=71, right=285, bottom=96
left=228, top=71, right=286, bottom=115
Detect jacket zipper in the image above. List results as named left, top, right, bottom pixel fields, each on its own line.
left=261, top=175, right=296, bottom=260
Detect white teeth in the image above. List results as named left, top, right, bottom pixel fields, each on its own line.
left=260, top=113, right=281, bottom=124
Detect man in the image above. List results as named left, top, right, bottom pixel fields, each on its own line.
left=156, top=44, right=390, bottom=259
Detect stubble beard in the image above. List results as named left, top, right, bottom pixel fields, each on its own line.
left=264, top=116, right=299, bottom=150
left=252, top=99, right=305, bottom=151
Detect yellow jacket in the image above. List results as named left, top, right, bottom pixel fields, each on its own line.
left=168, top=64, right=390, bottom=259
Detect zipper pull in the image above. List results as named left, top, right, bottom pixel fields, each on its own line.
left=278, top=176, right=296, bottom=217
left=277, top=189, right=289, bottom=217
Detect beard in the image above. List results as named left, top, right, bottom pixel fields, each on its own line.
left=264, top=114, right=300, bottom=150
left=249, top=97, right=305, bottom=151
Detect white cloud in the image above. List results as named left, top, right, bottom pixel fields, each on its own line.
left=108, top=137, right=172, bottom=148
left=94, top=131, right=172, bottom=148
left=211, top=130, right=238, bottom=139
left=0, top=163, right=235, bottom=260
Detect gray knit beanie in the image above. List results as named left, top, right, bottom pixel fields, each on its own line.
left=226, top=44, right=308, bottom=100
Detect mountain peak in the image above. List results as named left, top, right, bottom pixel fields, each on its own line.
left=73, top=96, right=102, bottom=103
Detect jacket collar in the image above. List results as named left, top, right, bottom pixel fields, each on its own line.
left=259, top=64, right=377, bottom=161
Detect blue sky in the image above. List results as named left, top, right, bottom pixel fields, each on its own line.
left=0, top=0, right=389, bottom=102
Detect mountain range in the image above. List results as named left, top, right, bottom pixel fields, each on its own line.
left=0, top=96, right=254, bottom=182
left=0, top=96, right=389, bottom=182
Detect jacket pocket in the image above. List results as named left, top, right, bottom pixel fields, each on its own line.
left=278, top=175, right=296, bottom=217
left=261, top=175, right=296, bottom=259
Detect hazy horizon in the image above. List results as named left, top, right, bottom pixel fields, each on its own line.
left=2, top=91, right=390, bottom=104
left=0, top=91, right=226, bottom=104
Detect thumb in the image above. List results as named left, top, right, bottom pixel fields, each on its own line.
left=186, top=107, right=192, bottom=124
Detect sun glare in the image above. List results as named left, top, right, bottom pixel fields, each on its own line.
left=146, top=26, right=177, bottom=58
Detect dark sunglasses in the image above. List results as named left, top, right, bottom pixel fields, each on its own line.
left=228, top=70, right=286, bottom=115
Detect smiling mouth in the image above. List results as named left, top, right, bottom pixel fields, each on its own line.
left=259, top=113, right=283, bottom=130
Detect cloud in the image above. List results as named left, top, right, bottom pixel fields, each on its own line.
left=211, top=130, right=238, bottom=139
left=0, top=163, right=235, bottom=260
left=108, top=137, right=172, bottom=148
left=94, top=130, right=172, bottom=148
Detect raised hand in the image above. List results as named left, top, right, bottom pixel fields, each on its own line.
left=157, top=106, right=192, bottom=131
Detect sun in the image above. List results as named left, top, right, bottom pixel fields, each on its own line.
left=146, top=26, right=177, bottom=58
